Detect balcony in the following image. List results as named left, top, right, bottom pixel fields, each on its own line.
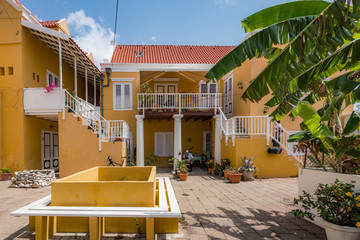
left=137, top=93, right=222, bottom=120
left=23, top=88, right=65, bottom=120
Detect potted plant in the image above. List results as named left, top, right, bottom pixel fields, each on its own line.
left=227, top=168, right=243, bottom=183
left=292, top=179, right=360, bottom=240
left=207, top=159, right=215, bottom=174
left=178, top=160, right=189, bottom=181
left=238, top=156, right=256, bottom=181
left=214, top=163, right=223, bottom=177
left=224, top=166, right=233, bottom=179
left=1, top=168, right=12, bottom=181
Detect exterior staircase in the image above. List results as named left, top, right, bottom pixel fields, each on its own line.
left=218, top=109, right=305, bottom=167
left=64, top=90, right=129, bottom=151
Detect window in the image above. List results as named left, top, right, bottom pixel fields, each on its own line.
left=154, top=132, right=173, bottom=156
left=224, top=76, right=233, bottom=114
left=113, top=82, right=132, bottom=110
left=46, top=70, right=59, bottom=87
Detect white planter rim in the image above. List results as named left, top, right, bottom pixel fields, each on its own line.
left=304, top=168, right=360, bottom=178
left=323, top=219, right=360, bottom=233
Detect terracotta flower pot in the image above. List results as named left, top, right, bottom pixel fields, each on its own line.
left=1, top=172, right=12, bottom=181
left=177, top=171, right=180, bottom=177
left=179, top=173, right=188, bottom=181
left=210, top=169, right=215, bottom=175
left=208, top=168, right=212, bottom=173
left=228, top=172, right=242, bottom=183
left=223, top=170, right=229, bottom=179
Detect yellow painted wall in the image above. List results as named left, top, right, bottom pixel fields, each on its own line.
left=221, top=136, right=298, bottom=178
left=58, top=112, right=127, bottom=177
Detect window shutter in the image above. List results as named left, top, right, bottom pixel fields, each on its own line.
left=124, top=84, right=130, bottom=109
left=165, top=133, right=173, bottom=156
left=116, top=84, right=122, bottom=109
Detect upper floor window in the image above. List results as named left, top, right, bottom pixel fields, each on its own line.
left=199, top=82, right=217, bottom=93
left=224, top=76, right=233, bottom=114
left=47, top=70, right=59, bottom=87
left=113, top=82, right=132, bottom=110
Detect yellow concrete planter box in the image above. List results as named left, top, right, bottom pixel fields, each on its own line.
left=51, top=166, right=157, bottom=207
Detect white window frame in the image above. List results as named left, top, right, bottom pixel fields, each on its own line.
left=203, top=131, right=212, bottom=154
left=113, top=82, right=133, bottom=111
left=154, top=132, right=173, bottom=157
left=199, top=81, right=218, bottom=93
left=46, top=69, right=60, bottom=87
left=224, top=75, right=233, bottom=114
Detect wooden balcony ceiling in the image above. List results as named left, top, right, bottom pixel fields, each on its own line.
left=144, top=110, right=215, bottom=121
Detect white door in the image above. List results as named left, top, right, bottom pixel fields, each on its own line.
left=203, top=131, right=212, bottom=159
left=199, top=82, right=217, bottom=108
left=224, top=77, right=233, bottom=114
left=41, top=130, right=59, bottom=170
left=155, top=83, right=177, bottom=107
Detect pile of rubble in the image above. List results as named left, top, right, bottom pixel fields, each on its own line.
left=10, top=170, right=56, bottom=188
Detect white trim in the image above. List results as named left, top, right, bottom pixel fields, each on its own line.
left=222, top=70, right=234, bottom=81
left=199, top=81, right=218, bottom=93
left=203, top=131, right=212, bottom=154
left=100, top=63, right=215, bottom=72
left=153, top=78, right=180, bottom=82
left=11, top=177, right=181, bottom=219
left=224, top=75, right=233, bottom=114
left=111, top=78, right=135, bottom=82
left=113, top=82, right=133, bottom=110
left=21, top=19, right=70, bottom=40
left=154, top=132, right=174, bottom=157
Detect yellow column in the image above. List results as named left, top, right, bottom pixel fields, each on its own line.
left=146, top=217, right=154, bottom=240
left=89, top=217, right=102, bottom=240
left=48, top=216, right=57, bottom=238
left=35, top=216, right=49, bottom=240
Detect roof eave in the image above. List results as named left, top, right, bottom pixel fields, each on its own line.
left=100, top=63, right=215, bottom=72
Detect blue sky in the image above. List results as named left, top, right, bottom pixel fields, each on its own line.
left=19, top=0, right=290, bottom=64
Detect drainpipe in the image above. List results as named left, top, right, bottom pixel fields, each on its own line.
left=100, top=68, right=111, bottom=117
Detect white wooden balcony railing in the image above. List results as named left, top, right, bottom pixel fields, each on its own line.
left=219, top=109, right=305, bottom=166
left=137, top=93, right=222, bottom=112
left=23, top=88, right=65, bottom=115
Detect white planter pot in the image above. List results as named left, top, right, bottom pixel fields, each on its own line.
left=323, top=220, right=360, bottom=240
left=241, top=170, right=254, bottom=181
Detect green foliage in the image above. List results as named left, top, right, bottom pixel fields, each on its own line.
left=292, top=179, right=360, bottom=227
left=221, top=158, right=230, bottom=168
left=238, top=156, right=256, bottom=172
left=177, top=159, right=189, bottom=174
left=0, top=168, right=10, bottom=173
left=145, top=155, right=159, bottom=166
left=207, top=159, right=215, bottom=169
left=132, top=217, right=142, bottom=235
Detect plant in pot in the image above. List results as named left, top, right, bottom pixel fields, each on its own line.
left=238, top=156, right=256, bottom=181
left=214, top=163, right=224, bottom=177
left=224, top=166, right=233, bottom=180
left=207, top=159, right=215, bottom=174
left=178, top=160, right=189, bottom=181
left=221, top=158, right=230, bottom=178
left=227, top=168, right=243, bottom=183
left=292, top=179, right=360, bottom=240
left=0, top=168, right=12, bottom=181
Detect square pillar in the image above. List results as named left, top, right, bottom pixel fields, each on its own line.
left=35, top=216, right=49, bottom=240
left=146, top=217, right=155, bottom=240
left=173, top=114, right=183, bottom=170
left=214, top=115, right=221, bottom=164
left=89, top=217, right=102, bottom=240
left=136, top=115, right=145, bottom=166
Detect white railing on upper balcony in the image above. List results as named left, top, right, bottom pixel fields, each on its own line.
left=64, top=90, right=129, bottom=149
left=218, top=109, right=305, bottom=166
left=137, top=93, right=222, bottom=112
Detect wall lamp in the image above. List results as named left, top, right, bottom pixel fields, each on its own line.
left=263, top=106, right=269, bottom=114
left=237, top=81, right=243, bottom=89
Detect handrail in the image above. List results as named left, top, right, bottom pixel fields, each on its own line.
left=217, top=111, right=304, bottom=165
left=64, top=90, right=129, bottom=149
left=137, top=93, right=222, bottom=112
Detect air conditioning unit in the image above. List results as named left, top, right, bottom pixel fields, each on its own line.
left=267, top=148, right=282, bottom=154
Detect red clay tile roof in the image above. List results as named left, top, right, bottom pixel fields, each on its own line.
left=40, top=20, right=59, bottom=28
left=111, top=45, right=235, bottom=64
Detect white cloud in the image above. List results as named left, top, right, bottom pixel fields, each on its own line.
left=150, top=36, right=158, bottom=42
left=215, top=0, right=237, bottom=8
left=67, top=10, right=114, bottom=67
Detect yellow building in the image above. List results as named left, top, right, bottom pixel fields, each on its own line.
left=0, top=0, right=128, bottom=177
left=100, top=45, right=308, bottom=178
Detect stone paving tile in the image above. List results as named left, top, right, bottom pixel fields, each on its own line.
left=0, top=168, right=327, bottom=240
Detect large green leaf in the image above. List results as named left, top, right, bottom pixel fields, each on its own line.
left=242, top=0, right=360, bottom=102
left=343, top=111, right=360, bottom=135
left=242, top=0, right=331, bottom=32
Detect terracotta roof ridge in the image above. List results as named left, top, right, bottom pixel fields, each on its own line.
left=115, top=44, right=236, bottom=47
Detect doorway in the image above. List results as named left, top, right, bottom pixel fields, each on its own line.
left=41, top=130, right=59, bottom=170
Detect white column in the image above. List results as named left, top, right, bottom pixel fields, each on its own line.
left=214, top=115, right=221, bottom=164
left=173, top=114, right=183, bottom=170
left=74, top=57, right=77, bottom=97
left=59, top=38, right=62, bottom=89
left=94, top=75, right=96, bottom=106
left=85, top=67, right=88, bottom=101
left=136, top=115, right=145, bottom=166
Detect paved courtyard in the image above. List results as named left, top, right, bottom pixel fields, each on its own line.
left=0, top=168, right=326, bottom=240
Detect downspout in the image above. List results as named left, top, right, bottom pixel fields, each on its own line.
left=0, top=90, right=2, bottom=168
left=100, top=68, right=111, bottom=117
